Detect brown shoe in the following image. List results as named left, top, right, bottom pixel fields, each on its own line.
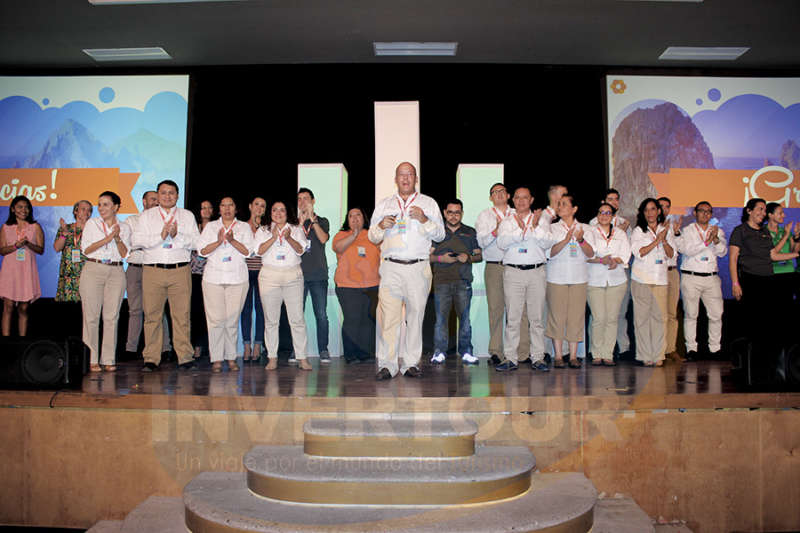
left=212, top=361, right=222, bottom=373
left=265, top=358, right=278, bottom=370
left=90, top=364, right=102, bottom=373
left=228, top=361, right=239, bottom=372
left=298, top=359, right=312, bottom=371
left=403, top=366, right=422, bottom=378
left=375, top=368, right=392, bottom=380
left=103, top=365, right=117, bottom=372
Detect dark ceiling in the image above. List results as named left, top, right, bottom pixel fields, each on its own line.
left=1, top=0, right=799, bottom=70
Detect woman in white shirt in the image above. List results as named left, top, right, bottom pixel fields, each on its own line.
left=79, top=191, right=130, bottom=372
left=630, top=198, right=676, bottom=367
left=546, top=193, right=595, bottom=369
left=255, top=201, right=311, bottom=371
left=586, top=202, right=631, bottom=366
left=196, top=197, right=254, bottom=373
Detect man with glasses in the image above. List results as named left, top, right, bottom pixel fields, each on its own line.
left=475, top=183, right=531, bottom=365
left=676, top=201, right=727, bottom=360
left=430, top=200, right=482, bottom=365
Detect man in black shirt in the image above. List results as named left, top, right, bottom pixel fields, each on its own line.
left=298, top=188, right=331, bottom=362
left=430, top=199, right=482, bottom=364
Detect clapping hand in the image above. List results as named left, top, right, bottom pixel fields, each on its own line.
left=217, top=228, right=227, bottom=243
left=573, top=226, right=584, bottom=242
left=672, top=215, right=683, bottom=234
left=657, top=228, right=669, bottom=242
left=707, top=225, right=719, bottom=244
left=617, top=219, right=630, bottom=231
left=786, top=221, right=794, bottom=236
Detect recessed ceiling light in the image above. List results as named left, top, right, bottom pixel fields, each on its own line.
left=374, top=42, right=458, bottom=57
left=83, top=47, right=172, bottom=61
left=659, top=46, right=749, bottom=60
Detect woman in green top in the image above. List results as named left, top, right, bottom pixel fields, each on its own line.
left=53, top=200, right=92, bottom=302
left=765, top=202, right=800, bottom=310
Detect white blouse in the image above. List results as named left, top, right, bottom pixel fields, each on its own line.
left=196, top=219, right=254, bottom=285
left=546, top=221, right=594, bottom=285
left=587, top=225, right=631, bottom=287
left=630, top=224, right=677, bottom=286
left=254, top=223, right=308, bottom=268
left=81, top=217, right=131, bottom=262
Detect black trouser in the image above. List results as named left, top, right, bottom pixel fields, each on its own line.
left=335, top=286, right=378, bottom=361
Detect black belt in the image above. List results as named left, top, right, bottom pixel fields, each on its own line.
left=127, top=263, right=142, bottom=268
left=486, top=260, right=502, bottom=264
left=86, top=258, right=123, bottom=266
left=384, top=258, right=427, bottom=265
left=668, top=266, right=677, bottom=271
left=145, top=262, right=189, bottom=269
left=504, top=263, right=545, bottom=270
left=681, top=270, right=717, bottom=277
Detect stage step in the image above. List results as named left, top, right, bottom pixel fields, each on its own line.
left=183, top=470, right=597, bottom=533
left=119, top=496, right=185, bottom=533
left=592, top=496, right=655, bottom=533
left=303, top=418, right=478, bottom=457
left=244, top=444, right=534, bottom=505
left=85, top=520, right=123, bottom=533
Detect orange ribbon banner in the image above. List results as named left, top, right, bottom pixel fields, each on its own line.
left=0, top=168, right=139, bottom=214
left=649, top=166, right=800, bottom=211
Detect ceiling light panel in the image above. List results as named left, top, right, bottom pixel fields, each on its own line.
left=374, top=42, right=458, bottom=57
left=659, top=46, right=749, bottom=60
left=83, top=47, right=172, bottom=61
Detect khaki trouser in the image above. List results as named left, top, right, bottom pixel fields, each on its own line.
left=125, top=265, right=171, bottom=353
left=587, top=283, right=628, bottom=361
left=485, top=262, right=530, bottom=358
left=631, top=280, right=667, bottom=363
left=79, top=261, right=126, bottom=365
left=202, top=281, right=248, bottom=362
left=377, top=260, right=432, bottom=377
left=259, top=265, right=308, bottom=360
left=665, top=267, right=681, bottom=353
left=142, top=264, right=193, bottom=365
left=545, top=282, right=587, bottom=343
left=502, top=265, right=546, bottom=363
left=616, top=274, right=631, bottom=352
left=681, top=273, right=724, bottom=353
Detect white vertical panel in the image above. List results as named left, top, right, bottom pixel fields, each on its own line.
left=374, top=101, right=420, bottom=206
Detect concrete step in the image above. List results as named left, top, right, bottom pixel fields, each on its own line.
left=183, top=470, right=597, bottom=533
left=592, top=496, right=655, bottom=533
left=86, top=520, right=123, bottom=533
left=303, top=418, right=478, bottom=457
left=119, top=496, right=185, bottom=533
left=244, top=445, right=534, bottom=505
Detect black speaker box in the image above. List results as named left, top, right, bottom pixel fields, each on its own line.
left=0, top=336, right=88, bottom=390
left=730, top=337, right=800, bottom=391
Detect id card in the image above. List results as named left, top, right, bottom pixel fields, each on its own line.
left=101, top=258, right=111, bottom=265
left=305, top=240, right=312, bottom=251
left=397, top=219, right=407, bottom=234
left=655, top=259, right=663, bottom=265
left=276, top=253, right=286, bottom=261
left=222, top=256, right=232, bottom=263
left=568, top=241, right=578, bottom=257
left=357, top=246, right=366, bottom=257
left=71, top=248, right=82, bottom=263
left=700, top=256, right=709, bottom=262
left=518, top=248, right=528, bottom=254
left=162, top=242, right=173, bottom=249
left=15, top=248, right=25, bottom=261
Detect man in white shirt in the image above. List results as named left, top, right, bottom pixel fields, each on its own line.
left=539, top=184, right=567, bottom=226
left=369, top=162, right=445, bottom=380
left=124, top=190, right=172, bottom=358
left=496, top=187, right=556, bottom=371
left=131, top=180, right=200, bottom=371
left=475, top=183, right=530, bottom=365
left=676, top=201, right=727, bottom=360
left=659, top=196, right=682, bottom=360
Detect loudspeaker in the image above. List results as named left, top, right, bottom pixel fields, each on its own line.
left=0, top=336, right=88, bottom=390
left=730, top=337, right=800, bottom=391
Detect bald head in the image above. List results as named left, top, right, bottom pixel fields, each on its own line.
left=395, top=162, right=418, bottom=197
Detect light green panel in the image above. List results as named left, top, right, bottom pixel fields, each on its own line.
left=298, top=164, right=348, bottom=360
left=457, top=164, right=504, bottom=358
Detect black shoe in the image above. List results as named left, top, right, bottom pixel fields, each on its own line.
left=495, top=360, right=518, bottom=372
left=518, top=358, right=532, bottom=367
left=403, top=366, right=422, bottom=378
left=141, top=362, right=158, bottom=372
left=375, top=368, right=392, bottom=380
left=178, top=361, right=197, bottom=371
left=685, top=350, right=698, bottom=361
left=489, top=354, right=503, bottom=365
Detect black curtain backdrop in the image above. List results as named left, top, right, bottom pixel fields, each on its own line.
left=185, top=64, right=609, bottom=223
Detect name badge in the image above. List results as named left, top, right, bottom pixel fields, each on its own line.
left=101, top=258, right=111, bottom=265
left=397, top=219, right=407, bottom=234
left=655, top=259, right=663, bottom=265
left=222, top=256, right=232, bottom=263
left=276, top=254, right=286, bottom=261
left=357, top=246, right=366, bottom=257
left=569, top=241, right=578, bottom=257
left=700, top=256, right=709, bottom=262
left=15, top=248, right=25, bottom=261
left=305, top=240, right=312, bottom=251
left=162, top=242, right=173, bottom=249
left=71, top=248, right=82, bottom=263
left=518, top=248, right=528, bottom=254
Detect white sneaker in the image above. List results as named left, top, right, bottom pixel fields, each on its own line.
left=288, top=354, right=298, bottom=365
left=461, top=353, right=479, bottom=365
left=430, top=352, right=446, bottom=364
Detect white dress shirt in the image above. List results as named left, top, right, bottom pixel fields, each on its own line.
left=123, top=213, right=143, bottom=264
left=589, top=214, right=629, bottom=231
left=630, top=224, right=677, bottom=285
left=131, top=206, right=199, bottom=264
left=587, top=225, right=631, bottom=287
left=540, top=206, right=558, bottom=226
left=497, top=212, right=555, bottom=265
left=546, top=221, right=594, bottom=285
left=475, top=205, right=515, bottom=262
left=368, top=192, right=445, bottom=260
left=677, top=223, right=727, bottom=273
left=196, top=218, right=254, bottom=284
left=254, top=223, right=308, bottom=268
left=81, top=217, right=131, bottom=262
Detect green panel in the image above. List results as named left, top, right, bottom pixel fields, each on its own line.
left=298, top=164, right=347, bottom=359
left=457, top=165, right=504, bottom=357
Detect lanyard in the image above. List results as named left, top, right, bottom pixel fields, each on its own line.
left=302, top=218, right=314, bottom=238
left=492, top=207, right=510, bottom=222
left=274, top=224, right=287, bottom=246
left=159, top=208, right=176, bottom=226
left=396, top=193, right=418, bottom=219
left=694, top=223, right=712, bottom=247
left=596, top=226, right=614, bottom=245
left=647, top=226, right=662, bottom=246
left=560, top=220, right=577, bottom=240
left=221, top=219, right=236, bottom=244
left=517, top=213, right=533, bottom=239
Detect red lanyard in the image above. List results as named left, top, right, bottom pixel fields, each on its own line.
left=302, top=218, right=313, bottom=238
left=492, top=207, right=510, bottom=222
left=596, top=226, right=614, bottom=245
left=694, top=223, right=711, bottom=247
left=396, top=193, right=418, bottom=219
left=221, top=219, right=236, bottom=243
left=561, top=220, right=577, bottom=240
left=517, top=213, right=533, bottom=239
left=159, top=208, right=175, bottom=226
left=274, top=224, right=287, bottom=245
left=647, top=226, right=661, bottom=245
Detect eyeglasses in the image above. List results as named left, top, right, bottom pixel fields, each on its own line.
left=598, top=210, right=613, bottom=215
left=445, top=210, right=462, bottom=215
left=491, top=189, right=507, bottom=195
left=696, top=208, right=712, bottom=214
